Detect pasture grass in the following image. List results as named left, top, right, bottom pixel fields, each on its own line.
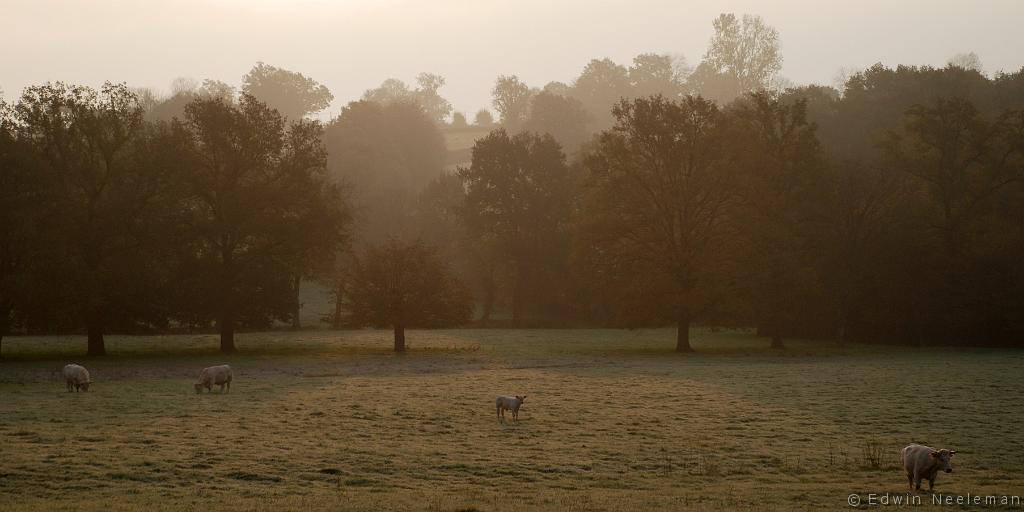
left=1, top=329, right=1022, bottom=510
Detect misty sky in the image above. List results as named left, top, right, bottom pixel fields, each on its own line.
left=3, top=0, right=1023, bottom=119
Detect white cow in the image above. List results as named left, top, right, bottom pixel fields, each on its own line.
left=496, top=395, right=526, bottom=422
left=62, top=364, right=92, bottom=392
left=194, top=365, right=233, bottom=393
left=902, top=443, right=957, bottom=491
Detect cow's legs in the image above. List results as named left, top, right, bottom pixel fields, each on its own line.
left=907, top=473, right=914, bottom=490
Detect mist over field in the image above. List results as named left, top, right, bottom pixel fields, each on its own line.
left=2, top=1, right=1024, bottom=511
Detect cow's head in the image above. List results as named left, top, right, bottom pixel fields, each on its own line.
left=516, top=395, right=526, bottom=403
left=194, top=383, right=204, bottom=394
left=79, top=381, right=91, bottom=392
left=931, top=449, right=957, bottom=473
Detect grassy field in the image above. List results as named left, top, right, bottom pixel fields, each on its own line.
left=1, top=329, right=1023, bottom=511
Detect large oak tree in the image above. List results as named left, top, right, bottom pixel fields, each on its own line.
left=577, top=95, right=744, bottom=351
left=180, top=94, right=347, bottom=353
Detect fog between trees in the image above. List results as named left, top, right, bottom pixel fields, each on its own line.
left=1, top=13, right=1023, bottom=355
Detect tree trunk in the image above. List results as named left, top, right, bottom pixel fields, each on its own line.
left=770, top=313, right=785, bottom=349
left=675, top=307, right=693, bottom=352
left=219, top=308, right=236, bottom=353
left=332, top=281, right=344, bottom=329
left=394, top=324, right=406, bottom=353
left=86, top=318, right=106, bottom=356
left=0, top=309, right=7, bottom=359
left=770, top=331, right=785, bottom=349
left=511, top=276, right=523, bottom=327
left=479, top=275, right=495, bottom=323
left=291, top=275, right=302, bottom=329
left=837, top=305, right=848, bottom=346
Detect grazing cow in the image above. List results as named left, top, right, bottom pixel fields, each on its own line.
left=496, top=395, right=526, bottom=422
left=62, top=364, right=92, bottom=392
left=902, top=443, right=957, bottom=491
left=194, top=365, right=233, bottom=394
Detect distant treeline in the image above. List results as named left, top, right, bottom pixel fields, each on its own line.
left=2, top=13, right=1023, bottom=354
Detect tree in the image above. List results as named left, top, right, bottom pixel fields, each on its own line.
left=323, top=100, right=446, bottom=244
left=576, top=96, right=743, bottom=351
left=886, top=98, right=1018, bottom=260
left=733, top=92, right=827, bottom=349
left=458, top=130, right=572, bottom=325
left=241, top=63, right=335, bottom=328
left=413, top=73, right=453, bottom=123
left=570, top=58, right=631, bottom=130
left=948, top=52, right=984, bottom=74
left=491, top=75, right=532, bottom=131
left=451, top=111, right=468, bottom=128
left=145, top=78, right=237, bottom=122
left=180, top=94, right=347, bottom=353
left=241, top=62, right=333, bottom=121
left=344, top=239, right=472, bottom=352
left=883, top=98, right=1023, bottom=341
left=14, top=82, right=162, bottom=356
left=362, top=73, right=453, bottom=123
left=629, top=53, right=685, bottom=99
left=474, top=109, right=494, bottom=127
left=523, top=91, right=591, bottom=155
left=321, top=100, right=444, bottom=323
left=0, top=101, right=37, bottom=356
left=818, top=158, right=909, bottom=345
left=693, top=13, right=782, bottom=103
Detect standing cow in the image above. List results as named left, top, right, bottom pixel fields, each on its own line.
left=496, top=395, right=526, bottom=422
left=902, top=443, right=957, bottom=491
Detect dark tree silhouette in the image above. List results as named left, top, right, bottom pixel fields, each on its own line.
left=733, top=92, right=827, bottom=349
left=14, top=83, right=158, bottom=356
left=577, top=96, right=743, bottom=351
left=242, top=63, right=336, bottom=328
left=344, top=239, right=473, bottom=352
left=180, top=94, right=347, bottom=353
left=458, top=130, right=572, bottom=325
left=0, top=102, right=37, bottom=357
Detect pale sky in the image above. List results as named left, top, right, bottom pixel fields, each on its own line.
left=2, top=0, right=1022, bottom=119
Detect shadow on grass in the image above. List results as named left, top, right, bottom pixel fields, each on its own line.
left=0, top=331, right=481, bottom=363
